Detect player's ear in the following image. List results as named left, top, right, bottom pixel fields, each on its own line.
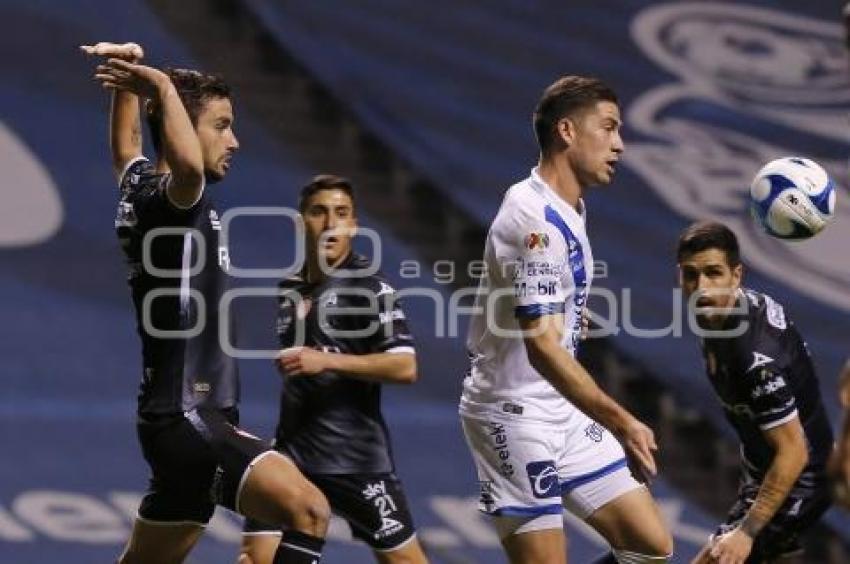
left=555, top=117, right=576, bottom=149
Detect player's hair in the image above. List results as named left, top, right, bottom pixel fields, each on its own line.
left=146, top=68, right=232, bottom=156
left=533, top=75, right=618, bottom=156
left=677, top=221, right=741, bottom=266
left=299, top=174, right=356, bottom=213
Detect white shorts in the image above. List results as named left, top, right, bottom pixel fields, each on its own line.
left=460, top=412, right=641, bottom=525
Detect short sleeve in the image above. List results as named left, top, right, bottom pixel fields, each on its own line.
left=368, top=279, right=415, bottom=354
left=491, top=212, right=567, bottom=320
left=118, top=156, right=201, bottom=227
left=740, top=349, right=798, bottom=430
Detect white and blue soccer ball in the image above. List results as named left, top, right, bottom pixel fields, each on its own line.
left=749, top=157, right=836, bottom=240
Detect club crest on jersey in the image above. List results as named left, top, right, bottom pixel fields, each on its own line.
left=524, top=232, right=550, bottom=251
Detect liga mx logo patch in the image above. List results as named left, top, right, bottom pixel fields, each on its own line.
left=526, top=460, right=560, bottom=499
left=524, top=232, right=550, bottom=251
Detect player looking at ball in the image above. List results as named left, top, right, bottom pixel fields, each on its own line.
left=81, top=41, right=329, bottom=564
left=459, top=75, right=673, bottom=564
left=677, top=221, right=834, bottom=564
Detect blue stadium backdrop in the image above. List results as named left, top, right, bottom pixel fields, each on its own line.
left=1, top=1, right=847, bottom=562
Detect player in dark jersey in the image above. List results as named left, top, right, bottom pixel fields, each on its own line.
left=239, top=175, right=429, bottom=564
left=829, top=361, right=850, bottom=509
left=676, top=221, right=834, bottom=564
left=82, top=42, right=329, bottom=564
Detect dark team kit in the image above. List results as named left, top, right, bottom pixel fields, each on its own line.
left=700, top=288, right=834, bottom=560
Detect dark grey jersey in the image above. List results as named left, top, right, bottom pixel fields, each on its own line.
left=275, top=253, right=414, bottom=474
left=116, top=157, right=239, bottom=415
left=701, top=288, right=833, bottom=482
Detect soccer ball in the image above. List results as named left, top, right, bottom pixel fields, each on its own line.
left=749, top=157, right=836, bottom=240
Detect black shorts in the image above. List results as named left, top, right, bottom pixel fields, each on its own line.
left=137, top=407, right=270, bottom=524
left=245, top=472, right=417, bottom=551
left=715, top=472, right=832, bottom=562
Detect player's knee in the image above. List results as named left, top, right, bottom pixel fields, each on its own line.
left=288, top=487, right=330, bottom=536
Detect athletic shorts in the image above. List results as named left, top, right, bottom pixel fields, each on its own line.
left=245, top=472, right=417, bottom=552
left=136, top=407, right=271, bottom=525
left=714, top=470, right=832, bottom=562
left=461, top=412, right=641, bottom=522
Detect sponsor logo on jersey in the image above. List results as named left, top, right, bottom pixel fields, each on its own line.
left=488, top=422, right=514, bottom=478
left=378, top=309, right=406, bottom=324
left=747, top=352, right=774, bottom=373
left=524, top=232, right=550, bottom=251
left=526, top=460, right=560, bottom=499
left=751, top=375, right=788, bottom=399
left=513, top=280, right=558, bottom=298
left=377, top=281, right=395, bottom=297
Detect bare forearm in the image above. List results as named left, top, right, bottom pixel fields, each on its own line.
left=527, top=339, right=631, bottom=433
left=156, top=81, right=203, bottom=187
left=109, top=89, right=142, bottom=177
left=323, top=352, right=417, bottom=384
left=741, top=450, right=807, bottom=536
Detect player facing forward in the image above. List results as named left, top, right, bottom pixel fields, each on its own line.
left=677, top=221, right=834, bottom=564
left=459, top=76, right=673, bottom=564
left=239, top=175, right=428, bottom=564
left=82, top=42, right=329, bottom=564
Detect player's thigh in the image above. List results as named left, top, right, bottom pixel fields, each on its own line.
left=119, top=519, right=204, bottom=564
left=238, top=532, right=280, bottom=564
left=584, top=486, right=672, bottom=556
left=373, top=536, right=429, bottom=564
left=502, top=528, right=567, bottom=564
left=238, top=451, right=329, bottom=534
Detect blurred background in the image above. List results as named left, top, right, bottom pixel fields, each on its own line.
left=1, top=1, right=848, bottom=562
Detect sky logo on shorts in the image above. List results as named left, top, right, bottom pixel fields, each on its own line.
left=526, top=460, right=559, bottom=498
left=524, top=232, right=550, bottom=251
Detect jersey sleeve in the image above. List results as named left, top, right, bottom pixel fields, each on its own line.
left=118, top=156, right=201, bottom=228
left=735, top=333, right=798, bottom=431
left=365, top=278, right=415, bottom=354
left=491, top=209, right=567, bottom=320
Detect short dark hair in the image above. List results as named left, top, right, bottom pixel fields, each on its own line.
left=677, top=221, right=741, bottom=266
left=533, top=75, right=619, bottom=156
left=146, top=68, right=232, bottom=156
left=299, top=174, right=355, bottom=213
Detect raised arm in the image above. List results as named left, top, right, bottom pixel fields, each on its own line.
left=80, top=42, right=145, bottom=180
left=93, top=58, right=204, bottom=207
left=520, top=314, right=658, bottom=479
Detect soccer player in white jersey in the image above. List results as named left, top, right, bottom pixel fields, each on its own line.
left=459, top=76, right=673, bottom=564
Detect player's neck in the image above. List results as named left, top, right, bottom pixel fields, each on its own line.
left=537, top=156, right=582, bottom=210
left=304, top=252, right=350, bottom=284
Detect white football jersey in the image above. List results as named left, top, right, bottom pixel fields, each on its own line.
left=460, top=168, right=594, bottom=424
